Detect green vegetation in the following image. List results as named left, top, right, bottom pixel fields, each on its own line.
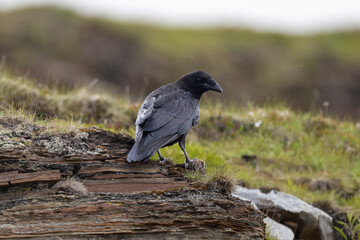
left=265, top=233, right=279, bottom=240
left=1, top=69, right=359, bottom=213
left=1, top=6, right=360, bottom=119
left=0, top=68, right=132, bottom=129
left=2, top=6, right=360, bottom=240
left=334, top=213, right=360, bottom=240
left=185, top=163, right=236, bottom=195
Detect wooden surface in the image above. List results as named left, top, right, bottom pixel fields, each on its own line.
left=0, top=125, right=265, bottom=239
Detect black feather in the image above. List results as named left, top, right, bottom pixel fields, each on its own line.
left=127, top=70, right=222, bottom=163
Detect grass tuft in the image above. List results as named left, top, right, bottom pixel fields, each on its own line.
left=0, top=69, right=133, bottom=129
left=186, top=164, right=236, bottom=196
left=52, top=178, right=88, bottom=196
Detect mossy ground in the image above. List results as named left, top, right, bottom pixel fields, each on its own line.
left=1, top=69, right=359, bottom=213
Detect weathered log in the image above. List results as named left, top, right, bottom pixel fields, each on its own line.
left=0, top=170, right=61, bottom=187
left=0, top=122, right=266, bottom=239
left=0, top=187, right=266, bottom=239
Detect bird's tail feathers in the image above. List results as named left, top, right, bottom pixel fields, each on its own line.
left=127, top=142, right=140, bottom=162
left=127, top=133, right=180, bottom=163
left=126, top=141, right=154, bottom=162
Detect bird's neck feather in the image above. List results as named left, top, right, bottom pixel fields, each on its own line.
left=175, top=80, right=203, bottom=100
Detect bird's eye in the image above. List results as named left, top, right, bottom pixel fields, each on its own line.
left=197, top=77, right=206, bottom=83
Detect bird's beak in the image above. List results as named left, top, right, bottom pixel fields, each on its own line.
left=211, top=80, right=223, bottom=93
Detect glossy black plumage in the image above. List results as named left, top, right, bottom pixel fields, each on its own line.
left=127, top=70, right=222, bottom=165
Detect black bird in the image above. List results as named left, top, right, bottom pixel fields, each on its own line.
left=127, top=70, right=222, bottom=168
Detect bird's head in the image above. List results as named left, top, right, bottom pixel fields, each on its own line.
left=177, top=70, right=223, bottom=98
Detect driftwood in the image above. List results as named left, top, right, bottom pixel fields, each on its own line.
left=0, top=122, right=265, bottom=239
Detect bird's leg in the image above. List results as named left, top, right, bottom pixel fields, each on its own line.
left=178, top=135, right=194, bottom=169
left=157, top=150, right=165, bottom=162
left=179, top=135, right=207, bottom=172
left=157, top=150, right=172, bottom=164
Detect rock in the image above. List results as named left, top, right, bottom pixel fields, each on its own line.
left=233, top=186, right=333, bottom=240
left=264, top=217, right=294, bottom=240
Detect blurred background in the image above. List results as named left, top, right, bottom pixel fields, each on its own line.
left=0, top=0, right=359, bottom=119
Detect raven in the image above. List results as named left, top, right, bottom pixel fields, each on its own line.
left=127, top=70, right=222, bottom=168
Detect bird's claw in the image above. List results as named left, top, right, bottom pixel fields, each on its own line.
left=184, top=159, right=193, bottom=170
left=185, top=158, right=207, bottom=172
left=159, top=158, right=173, bottom=166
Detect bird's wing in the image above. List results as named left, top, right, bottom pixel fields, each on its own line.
left=135, top=97, right=156, bottom=126
left=135, top=96, right=156, bottom=142
left=129, top=90, right=198, bottom=162
left=134, top=90, right=198, bottom=152
left=192, top=105, right=200, bottom=126
left=142, top=90, right=197, bottom=133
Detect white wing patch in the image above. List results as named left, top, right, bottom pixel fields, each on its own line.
left=135, top=125, right=143, bottom=142
left=135, top=97, right=156, bottom=142
left=136, top=97, right=156, bottom=125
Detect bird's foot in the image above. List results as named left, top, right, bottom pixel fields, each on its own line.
left=159, top=158, right=173, bottom=166
left=185, top=158, right=207, bottom=172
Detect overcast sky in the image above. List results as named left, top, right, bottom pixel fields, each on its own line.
left=1, top=0, right=360, bottom=33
